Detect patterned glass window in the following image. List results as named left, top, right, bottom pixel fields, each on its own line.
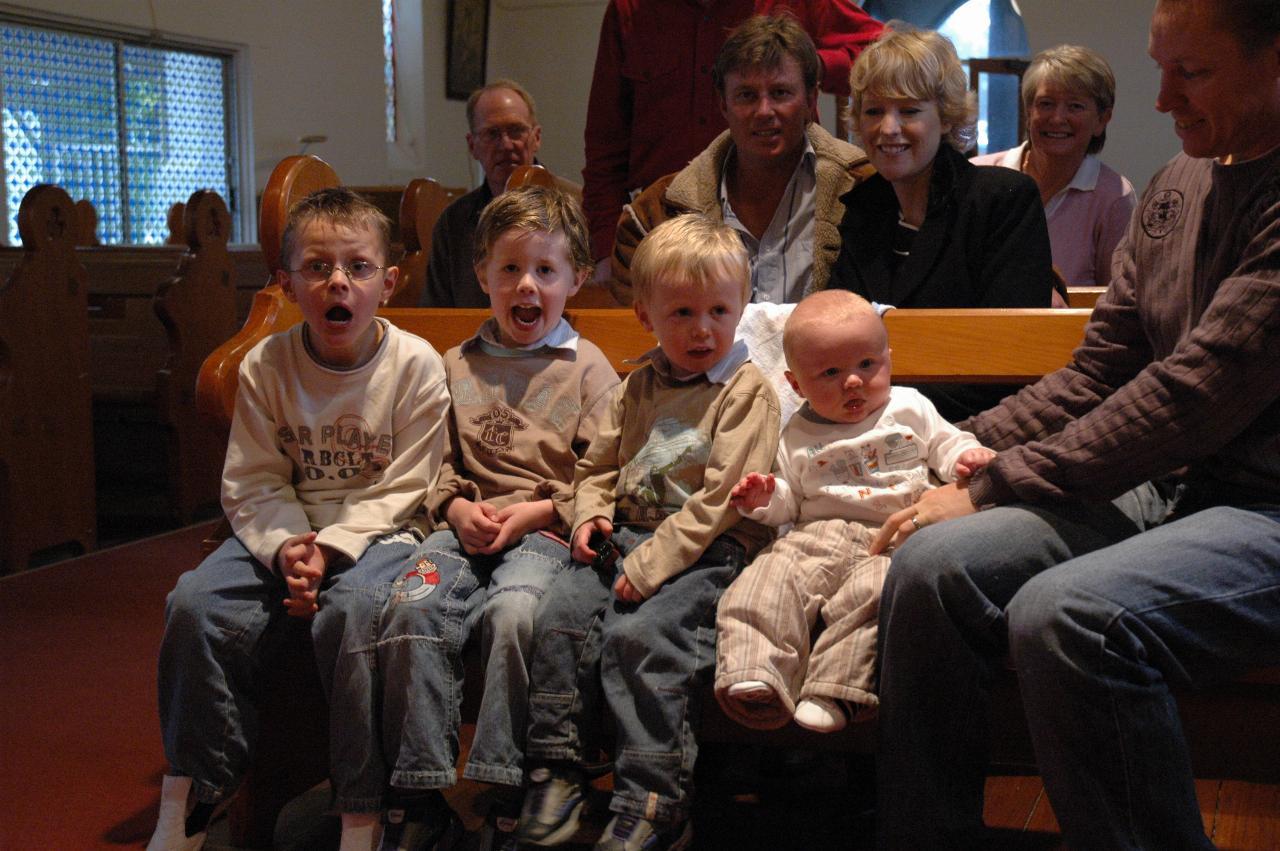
left=383, top=0, right=397, bottom=143
left=1, top=21, right=237, bottom=245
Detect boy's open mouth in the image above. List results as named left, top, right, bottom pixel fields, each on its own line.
left=512, top=305, right=542, bottom=327
left=325, top=305, right=353, bottom=323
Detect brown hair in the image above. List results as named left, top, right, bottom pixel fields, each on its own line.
left=472, top=184, right=592, bottom=273
left=712, top=14, right=821, bottom=95
left=280, top=186, right=392, bottom=268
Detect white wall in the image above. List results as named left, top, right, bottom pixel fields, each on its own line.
left=6, top=0, right=1178, bottom=219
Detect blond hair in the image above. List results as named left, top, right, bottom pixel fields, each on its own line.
left=850, top=23, right=977, bottom=152
left=280, top=187, right=392, bottom=268
left=631, top=215, right=750, bottom=306
left=783, top=290, right=884, bottom=366
left=1021, top=44, right=1117, bottom=154
left=472, top=184, right=592, bottom=272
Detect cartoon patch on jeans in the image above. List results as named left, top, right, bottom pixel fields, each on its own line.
left=393, top=556, right=441, bottom=603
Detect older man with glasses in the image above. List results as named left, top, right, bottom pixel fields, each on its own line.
left=420, top=79, right=544, bottom=307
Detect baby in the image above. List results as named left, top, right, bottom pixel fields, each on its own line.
left=715, top=289, right=994, bottom=732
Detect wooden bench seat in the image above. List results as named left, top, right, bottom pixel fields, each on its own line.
left=193, top=155, right=1280, bottom=846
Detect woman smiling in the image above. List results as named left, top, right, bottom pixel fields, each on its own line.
left=974, top=45, right=1137, bottom=287
left=830, top=24, right=1056, bottom=421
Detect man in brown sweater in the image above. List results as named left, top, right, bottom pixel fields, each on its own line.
left=868, top=2, right=1280, bottom=849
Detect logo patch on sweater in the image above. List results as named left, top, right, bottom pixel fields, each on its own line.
left=393, top=557, right=441, bottom=603
left=1141, top=189, right=1184, bottom=239
left=472, top=404, right=528, bottom=455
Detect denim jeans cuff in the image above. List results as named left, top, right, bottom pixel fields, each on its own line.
left=388, top=767, right=455, bottom=790
left=610, top=792, right=688, bottom=825
left=462, top=760, right=523, bottom=786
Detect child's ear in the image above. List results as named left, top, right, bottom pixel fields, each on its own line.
left=276, top=268, right=297, bottom=302
left=380, top=266, right=399, bottom=305
left=475, top=264, right=491, bottom=295
left=633, top=299, right=653, bottom=333
left=784, top=369, right=804, bottom=398
left=570, top=265, right=588, bottom=296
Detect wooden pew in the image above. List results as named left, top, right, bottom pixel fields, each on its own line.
left=386, top=177, right=466, bottom=308
left=195, top=154, right=1280, bottom=844
left=152, top=190, right=241, bottom=525
left=0, top=185, right=96, bottom=572
left=1067, top=286, right=1105, bottom=309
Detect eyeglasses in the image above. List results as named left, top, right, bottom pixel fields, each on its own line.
left=288, top=260, right=385, bottom=283
left=474, top=123, right=532, bottom=145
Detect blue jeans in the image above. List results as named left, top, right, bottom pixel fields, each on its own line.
left=876, top=484, right=1280, bottom=850
left=525, top=528, right=745, bottom=824
left=369, top=528, right=570, bottom=796
left=158, top=532, right=417, bottom=809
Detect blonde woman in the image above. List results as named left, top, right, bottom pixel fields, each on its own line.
left=831, top=24, right=1056, bottom=420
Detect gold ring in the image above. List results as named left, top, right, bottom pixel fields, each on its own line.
left=910, top=516, right=924, bottom=531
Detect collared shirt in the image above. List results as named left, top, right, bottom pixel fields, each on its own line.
left=720, top=139, right=818, bottom=304
left=630, top=338, right=751, bottom=385
left=465, top=317, right=581, bottom=357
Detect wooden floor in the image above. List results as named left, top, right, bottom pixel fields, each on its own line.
left=2, top=523, right=1278, bottom=849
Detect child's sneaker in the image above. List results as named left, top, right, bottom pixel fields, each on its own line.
left=377, top=790, right=464, bottom=851
left=593, top=813, right=692, bottom=851
left=477, top=788, right=524, bottom=851
left=516, top=765, right=587, bottom=846
left=793, top=696, right=852, bottom=733
left=146, top=775, right=225, bottom=851
left=726, top=680, right=775, bottom=703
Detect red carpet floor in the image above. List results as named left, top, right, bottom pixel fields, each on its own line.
left=0, top=521, right=217, bottom=849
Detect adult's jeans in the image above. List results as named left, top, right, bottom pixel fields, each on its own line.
left=875, top=484, right=1171, bottom=849
left=525, top=528, right=745, bottom=824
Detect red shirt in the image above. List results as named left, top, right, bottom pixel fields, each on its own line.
left=582, top=0, right=883, bottom=259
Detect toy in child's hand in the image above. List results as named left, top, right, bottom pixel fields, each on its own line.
left=588, top=530, right=618, bottom=572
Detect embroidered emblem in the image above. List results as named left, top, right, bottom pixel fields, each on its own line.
left=472, top=404, right=528, bottom=455
left=1141, top=189, right=1184, bottom=239
left=393, top=557, right=441, bottom=603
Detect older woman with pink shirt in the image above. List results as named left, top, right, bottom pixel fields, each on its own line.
left=973, top=44, right=1136, bottom=286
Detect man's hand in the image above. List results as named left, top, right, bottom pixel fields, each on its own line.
left=870, top=481, right=978, bottom=555
left=446, top=497, right=503, bottom=554
left=730, top=472, right=775, bottom=512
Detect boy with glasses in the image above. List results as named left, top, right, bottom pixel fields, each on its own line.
left=147, top=187, right=451, bottom=851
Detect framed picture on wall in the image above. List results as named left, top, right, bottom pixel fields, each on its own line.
left=446, top=0, right=488, bottom=100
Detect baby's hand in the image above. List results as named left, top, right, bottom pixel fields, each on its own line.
left=954, top=447, right=997, bottom=479
left=730, top=472, right=775, bottom=512
left=613, top=571, right=646, bottom=604
left=446, top=498, right=503, bottom=554
left=572, top=516, right=613, bottom=565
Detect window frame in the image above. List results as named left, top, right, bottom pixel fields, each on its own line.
left=0, top=7, right=254, bottom=246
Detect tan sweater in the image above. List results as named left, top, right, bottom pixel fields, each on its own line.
left=574, top=355, right=781, bottom=597
left=425, top=322, right=620, bottom=536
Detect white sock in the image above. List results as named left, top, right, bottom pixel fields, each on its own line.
left=338, top=812, right=381, bottom=851
left=727, top=680, right=776, bottom=703
left=793, top=697, right=849, bottom=733
left=145, top=775, right=208, bottom=851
